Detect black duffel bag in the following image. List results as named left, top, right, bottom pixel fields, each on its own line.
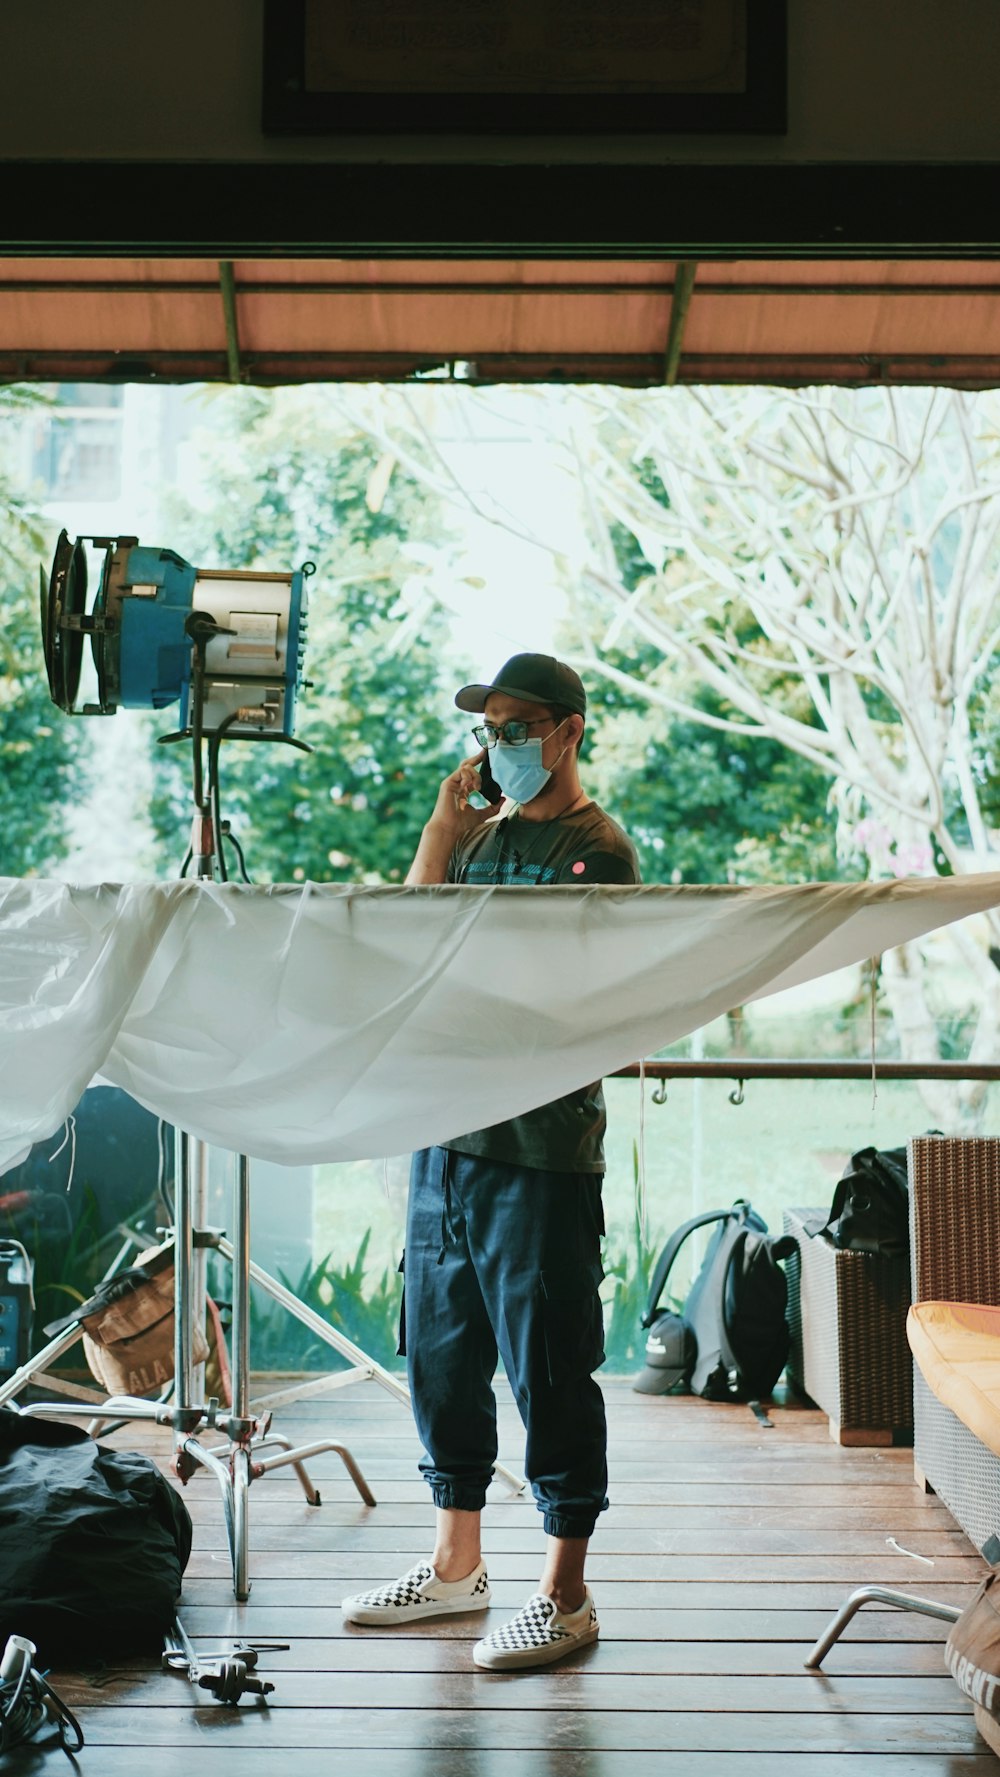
left=0, top=1408, right=192, bottom=1659
left=805, top=1144, right=910, bottom=1259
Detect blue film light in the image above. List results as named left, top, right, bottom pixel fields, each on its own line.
left=43, top=532, right=311, bottom=741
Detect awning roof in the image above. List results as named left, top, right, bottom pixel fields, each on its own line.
left=1, top=257, right=999, bottom=386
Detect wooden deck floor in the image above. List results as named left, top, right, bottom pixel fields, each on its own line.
left=26, top=1378, right=999, bottom=1774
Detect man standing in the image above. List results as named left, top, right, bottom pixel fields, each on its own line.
left=340, top=653, right=639, bottom=1670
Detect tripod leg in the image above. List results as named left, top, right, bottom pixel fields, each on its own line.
left=218, top=1243, right=411, bottom=1405
left=190, top=1137, right=209, bottom=1406
left=230, top=1158, right=253, bottom=1600
left=0, top=1325, right=83, bottom=1407
left=174, top=1131, right=195, bottom=1412
left=0, top=1230, right=149, bottom=1410
left=221, top=1244, right=526, bottom=1495
left=231, top=1157, right=251, bottom=1429
left=253, top=1434, right=376, bottom=1507
left=183, top=1435, right=253, bottom=1603
left=232, top=1446, right=251, bottom=1603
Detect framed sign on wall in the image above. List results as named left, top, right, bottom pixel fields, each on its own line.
left=262, top=0, right=787, bottom=136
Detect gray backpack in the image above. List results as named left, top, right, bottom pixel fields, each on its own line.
left=635, top=1200, right=795, bottom=1400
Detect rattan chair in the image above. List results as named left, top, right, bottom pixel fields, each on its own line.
left=807, top=1137, right=1000, bottom=1722
left=909, top=1136, right=1000, bottom=1546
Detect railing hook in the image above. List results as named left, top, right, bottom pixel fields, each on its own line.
left=651, top=1079, right=668, bottom=1105
left=729, top=1079, right=745, bottom=1107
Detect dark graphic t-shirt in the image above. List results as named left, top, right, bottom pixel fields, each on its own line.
left=450, top=801, right=638, bottom=889
left=443, top=802, right=640, bottom=1173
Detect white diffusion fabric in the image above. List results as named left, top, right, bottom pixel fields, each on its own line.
left=1, top=873, right=999, bottom=1176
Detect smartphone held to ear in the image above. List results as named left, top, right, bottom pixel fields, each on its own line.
left=476, top=753, right=503, bottom=806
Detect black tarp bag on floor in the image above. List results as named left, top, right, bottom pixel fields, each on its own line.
left=0, top=1407, right=192, bottom=1660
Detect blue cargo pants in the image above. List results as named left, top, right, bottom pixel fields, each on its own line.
left=401, top=1145, right=609, bottom=1539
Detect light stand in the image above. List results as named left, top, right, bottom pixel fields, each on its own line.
left=12, top=639, right=524, bottom=1600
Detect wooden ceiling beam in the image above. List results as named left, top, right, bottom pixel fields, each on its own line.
left=218, top=260, right=242, bottom=383
left=664, top=261, right=698, bottom=386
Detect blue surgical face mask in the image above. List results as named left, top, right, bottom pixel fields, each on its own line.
left=489, top=719, right=569, bottom=806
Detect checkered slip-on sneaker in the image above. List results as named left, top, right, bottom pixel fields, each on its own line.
left=341, top=1561, right=491, bottom=1625
left=472, top=1588, right=599, bottom=1670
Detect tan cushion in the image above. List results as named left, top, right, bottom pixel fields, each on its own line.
left=907, top=1301, right=1000, bottom=1457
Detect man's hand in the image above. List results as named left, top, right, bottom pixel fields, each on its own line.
left=406, top=749, right=497, bottom=884
left=431, top=749, right=495, bottom=830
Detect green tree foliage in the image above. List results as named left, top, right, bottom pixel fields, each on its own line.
left=965, top=665, right=1000, bottom=838
left=151, top=390, right=466, bottom=883
left=586, top=672, right=845, bottom=884
left=581, top=509, right=849, bottom=885
left=0, top=390, right=85, bottom=876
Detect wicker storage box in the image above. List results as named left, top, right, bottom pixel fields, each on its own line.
left=784, top=1205, right=913, bottom=1446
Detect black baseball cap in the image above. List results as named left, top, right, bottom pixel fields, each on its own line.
left=631, top=1310, right=695, bottom=1395
left=454, top=652, right=587, bottom=717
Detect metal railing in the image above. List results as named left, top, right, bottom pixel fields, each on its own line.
left=612, top=1056, right=999, bottom=1110
left=615, top=1058, right=999, bottom=1083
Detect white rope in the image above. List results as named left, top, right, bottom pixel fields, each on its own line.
left=637, top=1057, right=648, bottom=1246
left=870, top=955, right=880, bottom=1110
left=48, top=1113, right=77, bottom=1193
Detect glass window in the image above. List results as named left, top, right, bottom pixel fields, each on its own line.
left=31, top=383, right=124, bottom=500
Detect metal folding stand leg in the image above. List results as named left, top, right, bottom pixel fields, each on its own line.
left=0, top=1231, right=157, bottom=1426
left=0, top=1323, right=105, bottom=1413
left=808, top=1584, right=1000, bottom=1758
left=805, top=1586, right=961, bottom=1669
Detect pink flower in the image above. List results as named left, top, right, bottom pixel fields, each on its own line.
left=891, top=841, right=934, bottom=878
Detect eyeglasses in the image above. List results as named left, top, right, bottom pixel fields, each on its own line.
left=471, top=717, right=555, bottom=748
